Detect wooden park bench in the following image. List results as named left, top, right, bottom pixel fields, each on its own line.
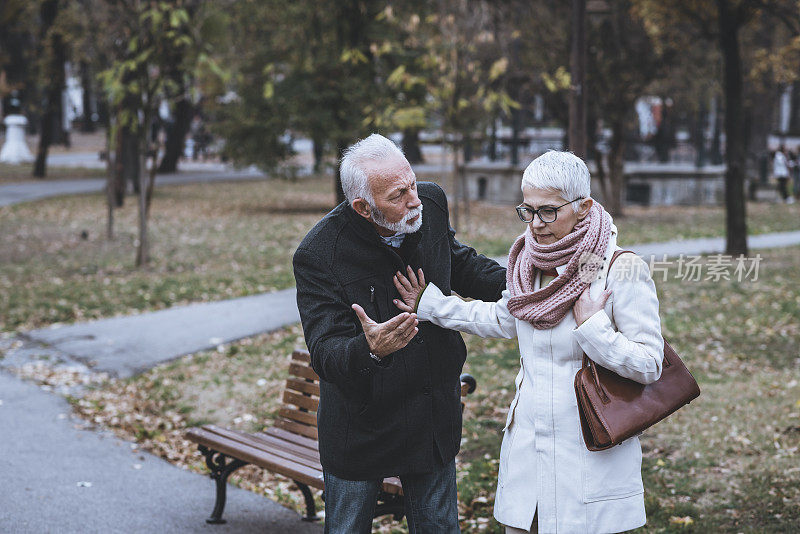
left=186, top=349, right=478, bottom=525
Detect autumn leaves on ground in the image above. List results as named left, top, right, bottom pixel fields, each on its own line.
left=2, top=176, right=799, bottom=532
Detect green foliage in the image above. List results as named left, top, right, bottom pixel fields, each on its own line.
left=98, top=2, right=200, bottom=132
left=210, top=0, right=520, bottom=171
left=542, top=66, right=571, bottom=93
left=206, top=0, right=399, bottom=171
left=0, top=0, right=37, bottom=100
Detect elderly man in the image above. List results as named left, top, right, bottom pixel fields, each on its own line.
left=293, top=134, right=505, bottom=533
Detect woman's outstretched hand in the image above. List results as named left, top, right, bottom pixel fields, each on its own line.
left=393, top=265, right=426, bottom=313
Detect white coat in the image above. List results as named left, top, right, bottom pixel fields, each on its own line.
left=416, top=226, right=664, bottom=533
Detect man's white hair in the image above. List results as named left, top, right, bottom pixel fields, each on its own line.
left=521, top=150, right=591, bottom=212
left=340, top=133, right=406, bottom=204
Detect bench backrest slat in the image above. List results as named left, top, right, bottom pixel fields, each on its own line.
left=275, top=418, right=319, bottom=440
left=288, top=362, right=319, bottom=381
left=283, top=390, right=319, bottom=412
left=291, top=350, right=312, bottom=364
left=285, top=377, right=320, bottom=397
left=275, top=350, right=320, bottom=440
left=279, top=406, right=317, bottom=426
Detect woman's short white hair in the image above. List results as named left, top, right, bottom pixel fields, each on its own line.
left=340, top=134, right=406, bottom=204
left=521, top=150, right=591, bottom=212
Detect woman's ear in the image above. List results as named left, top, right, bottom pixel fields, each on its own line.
left=577, top=197, right=594, bottom=220
left=352, top=198, right=371, bottom=219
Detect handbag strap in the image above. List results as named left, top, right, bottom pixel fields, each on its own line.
left=582, top=249, right=635, bottom=403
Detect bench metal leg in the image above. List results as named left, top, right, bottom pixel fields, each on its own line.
left=293, top=480, right=320, bottom=521
left=199, top=445, right=248, bottom=524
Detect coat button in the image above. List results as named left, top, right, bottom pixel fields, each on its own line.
left=422, top=386, right=431, bottom=395
left=414, top=336, right=424, bottom=344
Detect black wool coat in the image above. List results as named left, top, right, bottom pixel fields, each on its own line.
left=293, top=181, right=506, bottom=480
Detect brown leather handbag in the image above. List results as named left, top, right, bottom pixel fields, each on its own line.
left=574, top=251, right=701, bottom=451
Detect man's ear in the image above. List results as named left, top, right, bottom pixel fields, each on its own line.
left=577, top=197, right=593, bottom=220
left=352, top=198, right=371, bottom=220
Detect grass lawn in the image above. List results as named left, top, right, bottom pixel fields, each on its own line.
left=0, top=162, right=106, bottom=183
left=2, top=173, right=799, bottom=332
left=46, top=245, right=799, bottom=533
left=0, top=177, right=332, bottom=331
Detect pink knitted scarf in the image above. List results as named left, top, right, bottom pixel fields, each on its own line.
left=506, top=202, right=612, bottom=329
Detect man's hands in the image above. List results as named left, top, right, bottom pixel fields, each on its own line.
left=393, top=266, right=426, bottom=313
left=352, top=304, right=418, bottom=358
left=351, top=266, right=427, bottom=359
left=572, top=287, right=612, bottom=326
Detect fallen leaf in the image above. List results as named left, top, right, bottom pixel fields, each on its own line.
left=669, top=516, right=694, bottom=526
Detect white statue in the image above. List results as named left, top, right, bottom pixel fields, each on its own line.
left=0, top=114, right=35, bottom=164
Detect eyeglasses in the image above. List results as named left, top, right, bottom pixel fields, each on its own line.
left=515, top=199, right=583, bottom=223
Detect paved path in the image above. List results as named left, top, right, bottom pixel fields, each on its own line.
left=0, top=370, right=322, bottom=533
left=626, top=231, right=800, bottom=260
left=0, top=168, right=266, bottom=207
left=25, top=289, right=299, bottom=379
left=46, top=151, right=238, bottom=173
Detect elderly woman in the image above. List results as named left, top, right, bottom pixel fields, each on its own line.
left=393, top=151, right=664, bottom=534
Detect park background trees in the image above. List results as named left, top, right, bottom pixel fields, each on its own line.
left=3, top=0, right=800, bottom=261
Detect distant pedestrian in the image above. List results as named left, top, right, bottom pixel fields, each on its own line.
left=773, top=145, right=792, bottom=203
left=790, top=149, right=800, bottom=202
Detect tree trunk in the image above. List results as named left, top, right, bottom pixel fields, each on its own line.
left=590, top=145, right=610, bottom=204
left=334, top=141, right=347, bottom=205
left=710, top=96, right=723, bottom=165
left=488, top=118, right=498, bottom=161
left=135, top=123, right=150, bottom=267
left=693, top=98, right=708, bottom=167
left=586, top=115, right=610, bottom=201
left=80, top=61, right=95, bottom=133
left=106, top=121, right=116, bottom=239
left=718, top=0, right=748, bottom=256
left=55, top=84, right=69, bottom=148
left=145, top=161, right=157, bottom=218
left=789, top=80, right=800, bottom=135
left=402, top=129, right=424, bottom=164
left=135, top=147, right=149, bottom=267
left=652, top=101, right=673, bottom=163
left=312, top=136, right=325, bottom=173
left=745, top=84, right=778, bottom=163
left=607, top=121, right=625, bottom=218
left=32, top=0, right=65, bottom=178
left=510, top=108, right=521, bottom=166
left=106, top=186, right=115, bottom=240
left=145, top=105, right=158, bottom=219
left=120, top=126, right=140, bottom=194
left=451, top=139, right=460, bottom=232
left=110, top=119, right=124, bottom=207
left=569, top=0, right=587, bottom=158
left=33, top=101, right=55, bottom=178
left=157, top=93, right=192, bottom=174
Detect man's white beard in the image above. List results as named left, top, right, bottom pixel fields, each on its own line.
left=371, top=203, right=423, bottom=234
